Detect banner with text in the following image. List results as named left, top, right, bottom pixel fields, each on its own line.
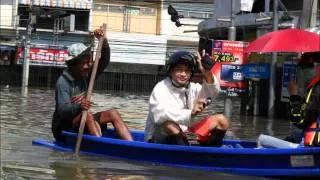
left=17, top=47, right=68, bottom=67
left=211, top=40, right=248, bottom=97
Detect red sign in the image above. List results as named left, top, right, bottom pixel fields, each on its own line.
left=211, top=40, right=248, bottom=96
left=17, top=47, right=68, bottom=67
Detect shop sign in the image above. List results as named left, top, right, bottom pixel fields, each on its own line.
left=242, top=63, right=270, bottom=80
left=211, top=40, right=248, bottom=96
left=17, top=47, right=68, bottom=67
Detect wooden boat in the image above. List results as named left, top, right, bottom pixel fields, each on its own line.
left=32, top=128, right=320, bottom=177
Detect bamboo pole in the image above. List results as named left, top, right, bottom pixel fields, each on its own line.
left=74, top=24, right=107, bottom=156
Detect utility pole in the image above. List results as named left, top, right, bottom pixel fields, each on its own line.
left=268, top=0, right=278, bottom=118
left=310, top=0, right=318, bottom=28
left=21, top=1, right=33, bottom=97
left=224, top=0, right=236, bottom=118
left=228, top=0, right=236, bottom=41
left=14, top=0, right=20, bottom=47
left=301, top=0, right=313, bottom=29
left=49, top=16, right=61, bottom=88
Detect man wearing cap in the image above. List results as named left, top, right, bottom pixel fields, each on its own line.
left=144, top=50, right=229, bottom=146
left=52, top=28, right=133, bottom=142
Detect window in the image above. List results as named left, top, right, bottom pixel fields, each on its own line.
left=177, top=10, right=188, bottom=18
left=109, top=5, right=124, bottom=13
left=207, top=13, right=214, bottom=18
left=93, top=4, right=108, bottom=11
left=125, top=7, right=140, bottom=15
left=177, top=10, right=210, bottom=19
left=141, top=8, right=156, bottom=16
left=188, top=11, right=204, bottom=19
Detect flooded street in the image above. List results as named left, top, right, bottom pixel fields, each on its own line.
left=0, top=86, right=294, bottom=180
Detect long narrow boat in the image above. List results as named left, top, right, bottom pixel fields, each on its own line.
left=32, top=128, right=320, bottom=177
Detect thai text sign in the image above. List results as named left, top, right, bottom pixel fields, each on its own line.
left=211, top=40, right=248, bottom=96
left=17, top=47, right=67, bottom=67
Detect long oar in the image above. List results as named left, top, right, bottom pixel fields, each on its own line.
left=75, top=24, right=107, bottom=156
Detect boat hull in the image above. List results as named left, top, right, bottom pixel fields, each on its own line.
left=32, top=129, right=320, bottom=177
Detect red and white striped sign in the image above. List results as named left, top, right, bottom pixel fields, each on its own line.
left=17, top=47, right=68, bottom=67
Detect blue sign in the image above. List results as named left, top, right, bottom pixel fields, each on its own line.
left=220, top=64, right=243, bottom=81
left=282, top=63, right=297, bottom=88
left=242, top=63, right=270, bottom=79
left=281, top=61, right=297, bottom=102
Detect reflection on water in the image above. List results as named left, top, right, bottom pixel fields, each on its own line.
left=0, top=86, right=293, bottom=179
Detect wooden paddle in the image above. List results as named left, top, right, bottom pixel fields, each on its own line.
left=75, top=24, right=107, bottom=156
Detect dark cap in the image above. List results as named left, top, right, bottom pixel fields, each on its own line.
left=167, top=51, right=196, bottom=72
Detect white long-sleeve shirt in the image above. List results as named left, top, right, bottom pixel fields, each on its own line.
left=144, top=76, right=221, bottom=141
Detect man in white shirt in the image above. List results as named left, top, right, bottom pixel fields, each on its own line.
left=144, top=51, right=229, bottom=146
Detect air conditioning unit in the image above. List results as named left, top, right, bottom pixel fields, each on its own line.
left=215, top=0, right=254, bottom=18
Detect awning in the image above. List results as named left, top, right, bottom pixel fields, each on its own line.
left=305, top=26, right=320, bottom=35
left=18, top=0, right=92, bottom=9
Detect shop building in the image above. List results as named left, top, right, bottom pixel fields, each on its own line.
left=16, top=0, right=92, bottom=67
left=91, top=0, right=213, bottom=74
left=0, top=0, right=215, bottom=91
left=1, top=0, right=214, bottom=72
left=0, top=0, right=18, bottom=66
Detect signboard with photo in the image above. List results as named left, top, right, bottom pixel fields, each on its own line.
left=211, top=40, right=248, bottom=97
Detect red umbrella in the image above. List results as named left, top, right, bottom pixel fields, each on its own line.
left=244, top=28, right=320, bottom=53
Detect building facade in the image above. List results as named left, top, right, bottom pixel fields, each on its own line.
left=197, top=0, right=319, bottom=117
left=91, top=0, right=214, bottom=70
left=0, top=0, right=19, bottom=65
left=0, top=0, right=214, bottom=92
left=0, top=0, right=214, bottom=72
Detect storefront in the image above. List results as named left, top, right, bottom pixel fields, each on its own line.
left=0, top=44, right=16, bottom=65
left=16, top=0, right=92, bottom=67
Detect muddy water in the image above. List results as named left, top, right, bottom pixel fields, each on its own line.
left=0, top=87, right=292, bottom=179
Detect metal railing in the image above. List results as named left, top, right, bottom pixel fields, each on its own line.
left=0, top=65, right=164, bottom=93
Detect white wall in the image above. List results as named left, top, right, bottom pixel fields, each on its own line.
left=158, top=2, right=214, bottom=55
left=106, top=32, right=167, bottom=65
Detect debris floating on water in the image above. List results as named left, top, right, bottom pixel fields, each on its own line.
left=2, top=164, right=55, bottom=175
